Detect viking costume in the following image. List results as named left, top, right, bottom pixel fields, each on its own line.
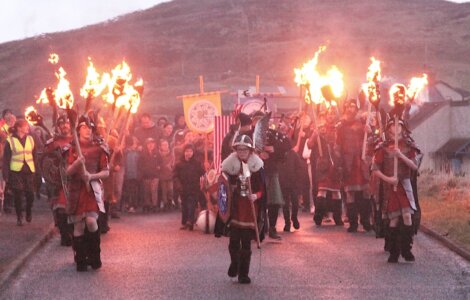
left=66, top=116, right=109, bottom=271
left=309, top=119, right=343, bottom=226
left=221, top=134, right=265, bottom=284
left=44, top=116, right=74, bottom=246
left=336, top=99, right=372, bottom=232
left=371, top=119, right=420, bottom=263
left=2, top=122, right=37, bottom=226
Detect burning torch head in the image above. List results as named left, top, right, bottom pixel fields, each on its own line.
left=390, top=84, right=406, bottom=107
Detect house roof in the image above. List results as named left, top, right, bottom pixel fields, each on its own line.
left=434, top=138, right=470, bottom=157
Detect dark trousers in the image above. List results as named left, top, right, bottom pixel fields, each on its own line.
left=13, top=188, right=34, bottom=219
left=181, top=193, right=197, bottom=225
left=229, top=226, right=253, bottom=251
left=268, top=204, right=280, bottom=228
left=348, top=191, right=371, bottom=227
left=282, top=187, right=299, bottom=225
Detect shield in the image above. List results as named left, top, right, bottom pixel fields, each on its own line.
left=217, top=173, right=232, bottom=223
left=39, top=151, right=63, bottom=186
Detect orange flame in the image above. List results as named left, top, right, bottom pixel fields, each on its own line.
left=407, top=74, right=428, bottom=105
left=388, top=83, right=406, bottom=107
left=54, top=67, right=74, bottom=109
left=103, top=61, right=133, bottom=105
left=48, top=53, right=59, bottom=65
left=25, top=106, right=38, bottom=125
left=364, top=57, right=381, bottom=104
left=80, top=58, right=109, bottom=99
left=294, top=46, right=344, bottom=104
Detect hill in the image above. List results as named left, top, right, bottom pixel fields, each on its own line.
left=1, top=0, right=470, bottom=114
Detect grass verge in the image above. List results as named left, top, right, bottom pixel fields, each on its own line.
left=418, top=172, right=470, bottom=252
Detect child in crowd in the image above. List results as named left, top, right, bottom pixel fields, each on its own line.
left=158, top=139, right=176, bottom=210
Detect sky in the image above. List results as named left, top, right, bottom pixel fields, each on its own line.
left=0, top=0, right=170, bottom=44
left=0, top=0, right=468, bottom=44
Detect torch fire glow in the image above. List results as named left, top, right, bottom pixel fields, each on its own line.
left=25, top=106, right=38, bottom=126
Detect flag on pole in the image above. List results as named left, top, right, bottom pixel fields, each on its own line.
left=214, top=115, right=235, bottom=173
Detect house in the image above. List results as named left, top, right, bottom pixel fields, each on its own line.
left=408, top=81, right=470, bottom=175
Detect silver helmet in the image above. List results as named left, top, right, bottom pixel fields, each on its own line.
left=232, top=134, right=253, bottom=149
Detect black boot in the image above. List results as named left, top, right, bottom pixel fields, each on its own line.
left=228, top=245, right=240, bottom=278
left=73, top=235, right=88, bottom=271
left=87, top=230, right=102, bottom=270
left=99, top=203, right=110, bottom=234
left=268, top=227, right=281, bottom=240
left=57, top=211, right=72, bottom=246
left=238, top=250, right=252, bottom=284
left=383, top=226, right=391, bottom=252
left=400, top=225, right=415, bottom=262
left=358, top=197, right=372, bottom=231
left=346, top=203, right=358, bottom=233
left=387, top=227, right=400, bottom=263
left=313, top=197, right=325, bottom=226
left=332, top=200, right=344, bottom=226
left=282, top=206, right=291, bottom=232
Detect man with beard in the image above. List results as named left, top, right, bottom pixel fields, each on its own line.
left=44, top=115, right=74, bottom=246
left=336, top=99, right=372, bottom=232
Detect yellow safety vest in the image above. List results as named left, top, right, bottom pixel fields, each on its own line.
left=7, top=135, right=35, bottom=173
left=1, top=123, right=9, bottom=136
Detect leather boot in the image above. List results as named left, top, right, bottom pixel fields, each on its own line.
left=282, top=206, right=291, bottom=232
left=57, top=211, right=72, bottom=246
left=268, top=227, right=281, bottom=240
left=228, top=244, right=240, bottom=278
left=358, top=197, right=372, bottom=231
left=400, top=225, right=415, bottom=262
left=87, top=230, right=102, bottom=270
left=238, top=250, right=252, bottom=284
left=313, top=197, right=325, bottom=226
left=346, top=203, right=358, bottom=233
left=99, top=202, right=110, bottom=234
left=332, top=200, right=344, bottom=226
left=387, top=227, right=400, bottom=263
left=73, top=235, right=88, bottom=271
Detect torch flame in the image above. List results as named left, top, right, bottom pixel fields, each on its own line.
left=25, top=106, right=38, bottom=125
left=48, top=53, right=59, bottom=65
left=407, top=74, right=428, bottom=105
left=364, top=57, right=381, bottom=104
left=80, top=58, right=109, bottom=99
left=54, top=67, right=74, bottom=109
left=294, top=45, right=344, bottom=104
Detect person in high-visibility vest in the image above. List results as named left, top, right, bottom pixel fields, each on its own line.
left=2, top=119, right=36, bottom=226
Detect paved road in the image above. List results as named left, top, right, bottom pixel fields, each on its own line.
left=1, top=212, right=469, bottom=300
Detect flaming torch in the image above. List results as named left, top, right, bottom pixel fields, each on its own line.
left=406, top=74, right=428, bottom=105
left=389, top=83, right=407, bottom=191
left=361, top=57, right=382, bottom=160
left=104, top=61, right=133, bottom=141
left=80, top=58, right=109, bottom=113
left=25, top=106, right=51, bottom=136
left=109, top=79, right=143, bottom=168
left=294, top=46, right=344, bottom=157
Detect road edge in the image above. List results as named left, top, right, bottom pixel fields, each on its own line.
left=420, top=223, right=470, bottom=262
left=0, top=223, right=56, bottom=292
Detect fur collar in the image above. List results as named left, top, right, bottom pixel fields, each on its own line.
left=221, top=152, right=263, bottom=176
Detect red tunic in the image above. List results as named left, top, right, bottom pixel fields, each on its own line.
left=230, top=170, right=264, bottom=230
left=336, top=118, right=369, bottom=191
left=372, top=140, right=417, bottom=218
left=66, top=141, right=108, bottom=217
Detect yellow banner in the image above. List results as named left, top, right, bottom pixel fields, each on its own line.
left=182, top=93, right=221, bottom=133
